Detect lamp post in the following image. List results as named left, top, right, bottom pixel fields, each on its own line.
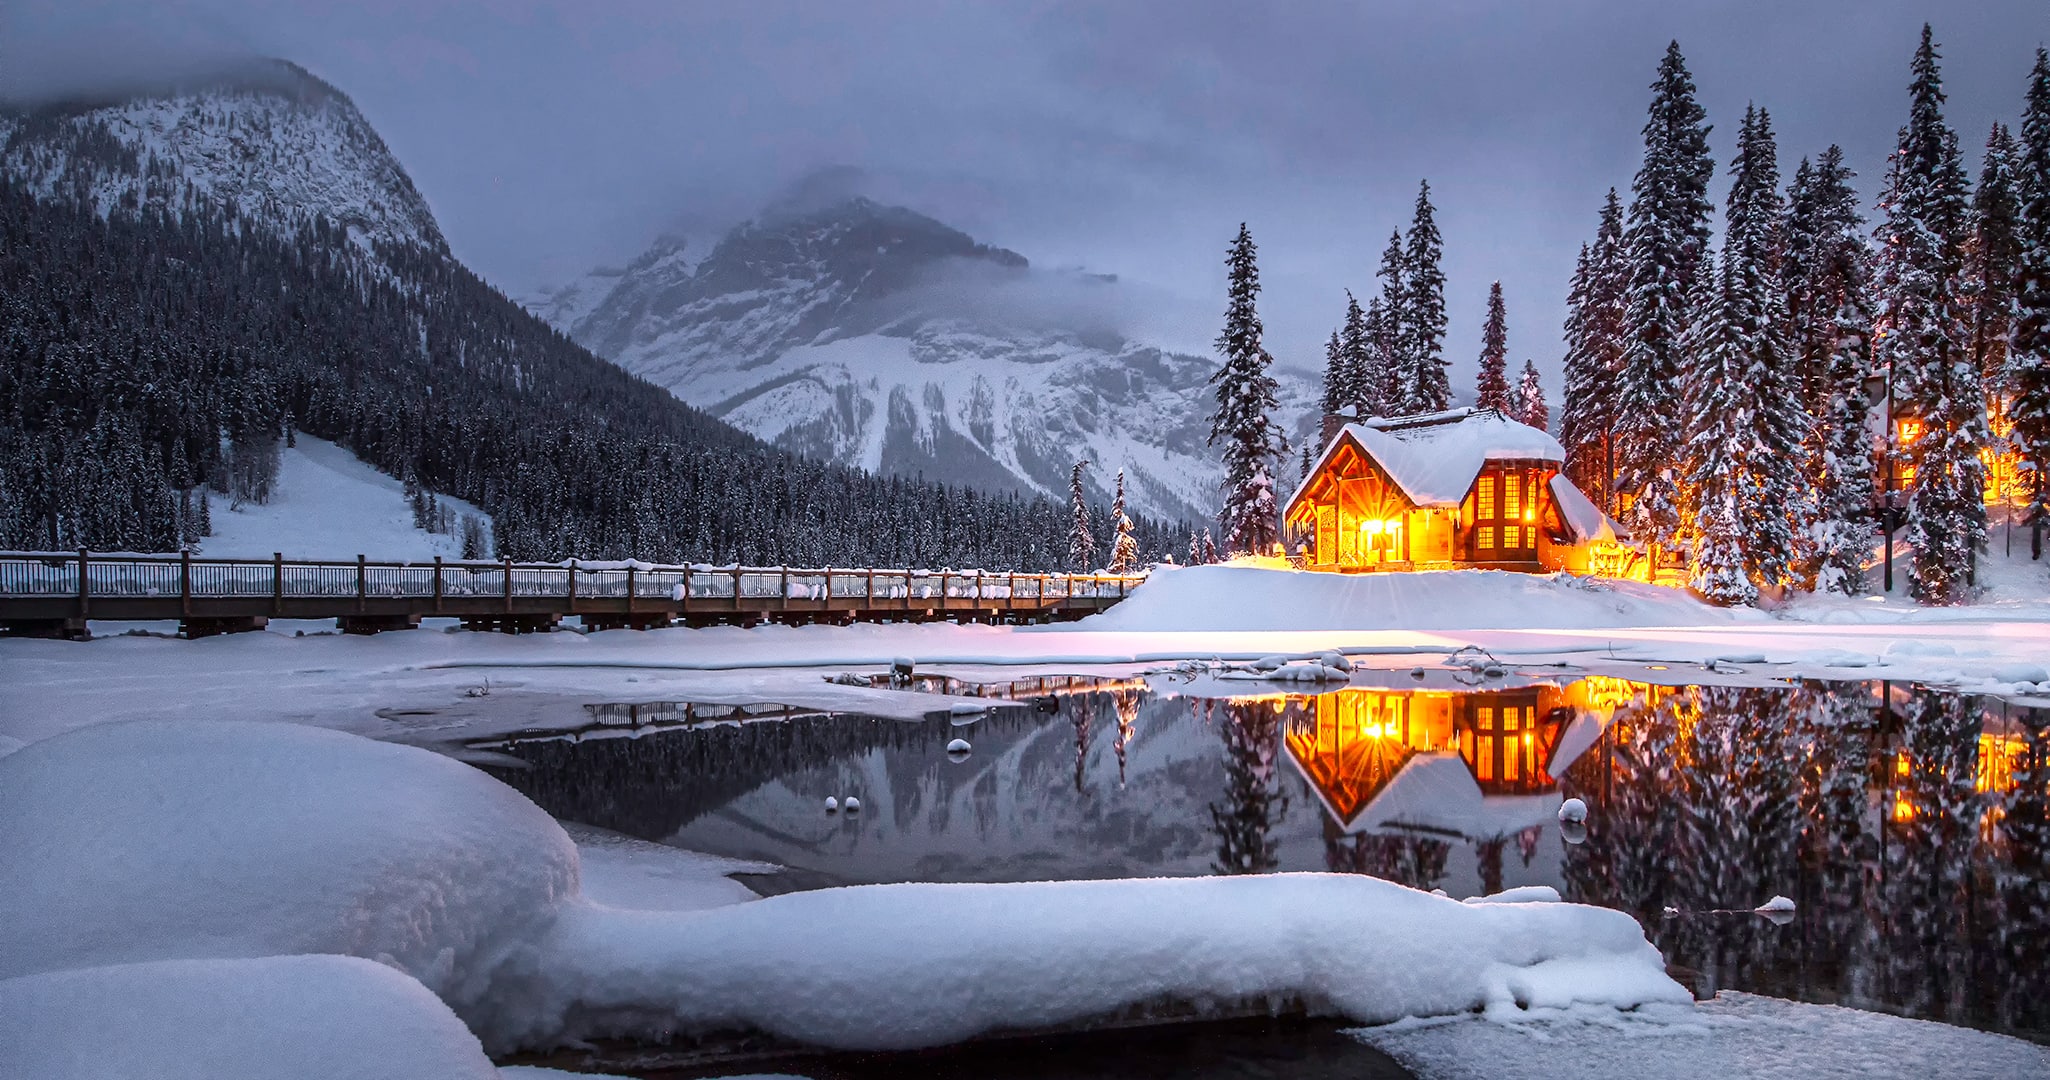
left=1863, top=368, right=1902, bottom=593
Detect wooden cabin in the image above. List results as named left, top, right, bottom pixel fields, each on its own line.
left=1285, top=408, right=1629, bottom=574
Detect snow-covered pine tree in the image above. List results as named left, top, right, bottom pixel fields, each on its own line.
left=1788, top=145, right=1879, bottom=593
left=1722, top=106, right=1809, bottom=588
left=1969, top=124, right=2023, bottom=394
left=1683, top=247, right=1758, bottom=605
left=1200, top=529, right=1219, bottom=564
left=1364, top=293, right=1400, bottom=416
left=1876, top=26, right=1986, bottom=605
left=1374, top=231, right=1409, bottom=412
left=1340, top=290, right=1380, bottom=417
left=1299, top=444, right=1314, bottom=481
left=2015, top=48, right=2050, bottom=557
left=1209, top=224, right=1287, bottom=556
left=1402, top=181, right=1451, bottom=413
left=1619, top=42, right=1716, bottom=562
left=1516, top=359, right=1548, bottom=430
left=1475, top=281, right=1512, bottom=413
left=1067, top=459, right=1096, bottom=570
left=1109, top=469, right=1140, bottom=573
left=1188, top=530, right=1203, bottom=566
left=1320, top=328, right=1350, bottom=420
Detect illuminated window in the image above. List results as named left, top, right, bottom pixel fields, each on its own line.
left=1475, top=707, right=1494, bottom=780
left=1526, top=526, right=1537, bottom=549
left=1505, top=474, right=1521, bottom=518
left=1478, top=526, right=1495, bottom=550
left=1477, top=477, right=1496, bottom=520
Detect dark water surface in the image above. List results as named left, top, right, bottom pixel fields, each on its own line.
left=484, top=672, right=2050, bottom=1053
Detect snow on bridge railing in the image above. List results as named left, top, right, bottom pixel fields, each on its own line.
left=0, top=551, right=1148, bottom=604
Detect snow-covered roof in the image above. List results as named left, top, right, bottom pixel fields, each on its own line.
left=1548, top=474, right=1629, bottom=544
left=1288, top=408, right=1567, bottom=515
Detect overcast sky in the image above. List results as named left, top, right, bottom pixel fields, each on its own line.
left=6, top=1, right=2048, bottom=388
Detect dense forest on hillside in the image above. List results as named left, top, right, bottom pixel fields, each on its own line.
left=0, top=182, right=1186, bottom=568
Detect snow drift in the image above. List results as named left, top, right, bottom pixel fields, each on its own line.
left=484, top=874, right=1689, bottom=1052
left=0, top=955, right=502, bottom=1080
left=1087, top=564, right=1745, bottom=633
left=0, top=719, right=579, bottom=1016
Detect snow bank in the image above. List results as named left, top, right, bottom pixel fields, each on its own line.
left=0, top=719, right=578, bottom=1017
left=483, top=874, right=1687, bottom=1053
left=1355, top=990, right=2050, bottom=1080
left=0, top=955, right=501, bottom=1080
left=1087, top=564, right=1744, bottom=633
left=566, top=823, right=771, bottom=912
left=199, top=433, right=490, bottom=560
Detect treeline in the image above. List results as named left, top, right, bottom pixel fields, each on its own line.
left=1555, top=30, right=2050, bottom=605
left=0, top=178, right=1185, bottom=568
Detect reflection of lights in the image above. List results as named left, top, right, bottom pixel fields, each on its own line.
left=1895, top=751, right=1911, bottom=778
left=1892, top=793, right=1915, bottom=823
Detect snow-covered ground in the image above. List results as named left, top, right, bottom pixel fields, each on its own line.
left=197, top=433, right=489, bottom=560
left=1355, top=992, right=2050, bottom=1079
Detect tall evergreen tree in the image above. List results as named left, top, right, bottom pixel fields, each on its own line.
left=1721, top=105, right=1808, bottom=587
left=1969, top=124, right=2024, bottom=395
left=1320, top=329, right=1350, bottom=419
left=1516, top=359, right=1549, bottom=431
left=1067, top=460, right=1095, bottom=570
left=1364, top=293, right=1401, bottom=415
left=1474, top=281, right=1512, bottom=412
left=1209, top=224, right=1287, bottom=556
left=1683, top=249, right=1758, bottom=605
left=1876, top=25, right=1985, bottom=605
left=1401, top=181, right=1451, bottom=413
left=1788, top=145, right=1879, bottom=593
left=1374, top=231, right=1409, bottom=411
left=1109, top=469, right=1140, bottom=573
left=1340, top=290, right=1380, bottom=417
left=2014, top=48, right=2050, bottom=556
left=1618, top=42, right=1716, bottom=561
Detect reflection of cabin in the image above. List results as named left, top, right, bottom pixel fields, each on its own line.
left=1281, top=684, right=1582, bottom=838
left=1285, top=408, right=1628, bottom=574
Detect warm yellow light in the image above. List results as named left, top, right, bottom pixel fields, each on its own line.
left=1523, top=509, right=1534, bottom=523
left=1384, top=517, right=1404, bottom=533
left=1892, top=794, right=1915, bottom=823
left=1897, top=418, right=1924, bottom=443
left=1895, top=751, right=1911, bottom=778
left=1363, top=520, right=1384, bottom=535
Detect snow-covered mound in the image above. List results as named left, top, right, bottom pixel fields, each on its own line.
left=198, top=433, right=490, bottom=560
left=0, top=955, right=501, bottom=1080
left=1086, top=564, right=1747, bottom=632
left=2, top=59, right=444, bottom=255
left=0, top=719, right=578, bottom=1014
left=492, top=873, right=1688, bottom=1052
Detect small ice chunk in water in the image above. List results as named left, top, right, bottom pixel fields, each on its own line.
left=1558, top=797, right=1588, bottom=824
left=843, top=796, right=861, bottom=813
left=949, top=702, right=987, bottom=717
left=946, top=738, right=972, bottom=760
left=824, top=797, right=839, bottom=813
left=1756, top=895, right=1796, bottom=912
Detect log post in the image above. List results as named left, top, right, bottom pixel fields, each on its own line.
left=823, top=568, right=832, bottom=610
left=779, top=565, right=789, bottom=610
left=76, top=548, right=89, bottom=621
left=180, top=549, right=191, bottom=620
left=626, top=565, right=636, bottom=618
left=356, top=554, right=367, bottom=613
left=272, top=552, right=283, bottom=617
left=566, top=562, right=577, bottom=612
left=681, top=565, right=691, bottom=615
left=502, top=557, right=513, bottom=614
left=732, top=566, right=743, bottom=612
left=865, top=567, right=875, bottom=611
left=938, top=571, right=948, bottom=618
left=432, top=557, right=443, bottom=615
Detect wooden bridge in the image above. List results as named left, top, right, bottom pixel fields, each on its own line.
left=0, top=551, right=1147, bottom=639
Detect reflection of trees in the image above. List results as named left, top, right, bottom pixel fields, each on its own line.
left=1561, top=681, right=2050, bottom=1037
left=1071, top=693, right=1094, bottom=794
left=1875, top=689, right=1986, bottom=1024
left=1113, top=689, right=1139, bottom=788
left=1995, top=705, right=2050, bottom=1034
left=1209, top=700, right=1289, bottom=875
left=1475, top=836, right=1506, bottom=897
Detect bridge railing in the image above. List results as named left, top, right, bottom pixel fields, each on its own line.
left=0, top=551, right=1147, bottom=606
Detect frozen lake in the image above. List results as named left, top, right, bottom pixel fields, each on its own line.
left=482, top=673, right=2050, bottom=1049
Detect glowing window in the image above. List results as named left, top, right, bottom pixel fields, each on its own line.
left=1477, top=477, right=1496, bottom=520
left=1505, top=474, right=1521, bottom=517
left=1526, top=526, right=1537, bottom=549
left=1478, top=526, right=1495, bottom=550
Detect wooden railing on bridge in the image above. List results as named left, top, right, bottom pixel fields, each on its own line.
left=0, top=550, right=1148, bottom=639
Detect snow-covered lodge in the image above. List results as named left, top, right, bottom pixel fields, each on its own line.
left=1285, top=408, right=1630, bottom=576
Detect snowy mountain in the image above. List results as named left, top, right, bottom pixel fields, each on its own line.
left=0, top=59, right=444, bottom=256
left=534, top=194, right=1317, bottom=522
